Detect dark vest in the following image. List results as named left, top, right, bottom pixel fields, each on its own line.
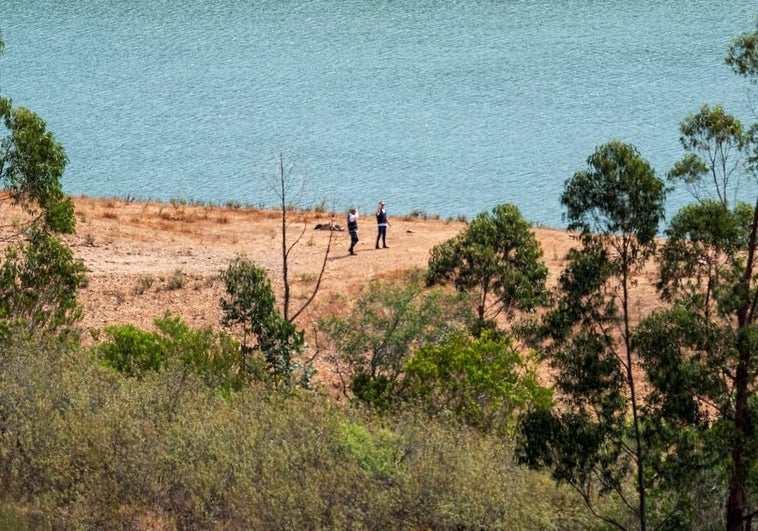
left=347, top=215, right=358, bottom=232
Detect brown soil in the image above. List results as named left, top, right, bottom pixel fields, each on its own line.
left=3, top=196, right=661, bottom=381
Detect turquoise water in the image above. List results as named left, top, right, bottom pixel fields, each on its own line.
left=2, top=1, right=757, bottom=227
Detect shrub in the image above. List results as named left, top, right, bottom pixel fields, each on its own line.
left=133, top=274, right=154, bottom=295
left=402, top=331, right=552, bottom=434
left=319, top=274, right=470, bottom=403
left=337, top=421, right=405, bottom=480
left=95, top=324, right=166, bottom=377
left=0, top=334, right=593, bottom=529
left=95, top=312, right=245, bottom=392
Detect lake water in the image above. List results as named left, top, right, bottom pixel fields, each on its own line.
left=2, top=1, right=758, bottom=228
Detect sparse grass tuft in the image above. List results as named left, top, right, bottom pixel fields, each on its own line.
left=299, top=272, right=317, bottom=283
left=134, top=274, right=155, bottom=295
left=166, top=269, right=185, bottom=290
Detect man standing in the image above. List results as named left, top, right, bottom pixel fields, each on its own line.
left=375, top=200, right=390, bottom=249
left=347, top=208, right=359, bottom=255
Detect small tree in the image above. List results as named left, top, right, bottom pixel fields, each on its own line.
left=319, top=273, right=470, bottom=406
left=0, top=33, right=84, bottom=339
left=426, top=203, right=548, bottom=332
left=220, top=255, right=308, bottom=388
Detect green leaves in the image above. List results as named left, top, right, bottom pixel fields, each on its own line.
left=220, top=255, right=308, bottom=388
left=562, top=140, right=665, bottom=244
left=0, top=105, right=73, bottom=234
left=95, top=313, right=246, bottom=392
left=669, top=104, right=746, bottom=207
left=526, top=140, right=668, bottom=528
left=403, top=332, right=551, bottom=434
left=727, top=19, right=758, bottom=81
left=320, top=276, right=470, bottom=403
left=0, top=43, right=80, bottom=339
left=426, top=203, right=548, bottom=324
left=0, top=229, right=86, bottom=339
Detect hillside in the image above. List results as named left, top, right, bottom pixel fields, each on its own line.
left=6, top=196, right=659, bottom=381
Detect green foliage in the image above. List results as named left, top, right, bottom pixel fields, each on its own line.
left=0, top=333, right=596, bottom=529
left=402, top=331, right=551, bottom=435
left=154, top=313, right=247, bottom=392
left=668, top=104, right=745, bottom=206
left=426, top=203, right=548, bottom=324
left=657, top=199, right=753, bottom=307
left=0, top=38, right=83, bottom=341
left=95, top=312, right=246, bottom=392
left=320, top=273, right=470, bottom=403
left=96, top=323, right=167, bottom=376
left=0, top=102, right=75, bottom=234
left=609, top=60, right=758, bottom=527
left=562, top=140, right=665, bottom=244
left=220, top=254, right=310, bottom=388
left=521, top=140, right=670, bottom=529
left=337, top=421, right=405, bottom=480
left=649, top=100, right=758, bottom=528
left=726, top=17, right=758, bottom=81
left=350, top=371, right=393, bottom=410
left=0, top=228, right=86, bottom=340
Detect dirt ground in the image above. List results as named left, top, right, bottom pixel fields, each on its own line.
left=3, top=196, right=660, bottom=382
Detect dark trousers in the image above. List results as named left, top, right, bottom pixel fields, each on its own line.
left=349, top=230, right=358, bottom=253
left=376, top=226, right=387, bottom=247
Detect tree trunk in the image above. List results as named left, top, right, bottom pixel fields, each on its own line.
left=727, top=196, right=758, bottom=531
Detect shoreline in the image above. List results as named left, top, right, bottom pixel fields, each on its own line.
left=68, top=194, right=568, bottom=232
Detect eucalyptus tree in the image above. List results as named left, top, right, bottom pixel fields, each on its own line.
left=633, top=52, right=758, bottom=529
left=0, top=31, right=85, bottom=339
left=426, top=203, right=548, bottom=334
left=518, top=140, right=667, bottom=530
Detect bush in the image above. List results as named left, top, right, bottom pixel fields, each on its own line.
left=0, top=333, right=593, bottom=529
left=95, top=312, right=245, bottom=392
left=402, top=331, right=552, bottom=434
left=337, top=421, right=405, bottom=480
left=95, top=323, right=166, bottom=376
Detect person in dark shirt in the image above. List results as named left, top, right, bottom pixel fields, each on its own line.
left=347, top=208, right=359, bottom=255
left=375, top=200, right=391, bottom=249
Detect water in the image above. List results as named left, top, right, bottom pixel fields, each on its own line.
left=2, top=0, right=757, bottom=228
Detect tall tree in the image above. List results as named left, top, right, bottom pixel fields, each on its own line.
left=625, top=28, right=758, bottom=531
left=426, top=203, right=548, bottom=333
left=0, top=31, right=85, bottom=339
left=640, top=102, right=758, bottom=528
left=518, top=140, right=667, bottom=530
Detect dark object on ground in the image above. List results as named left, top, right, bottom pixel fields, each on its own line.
left=315, top=223, right=344, bottom=231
